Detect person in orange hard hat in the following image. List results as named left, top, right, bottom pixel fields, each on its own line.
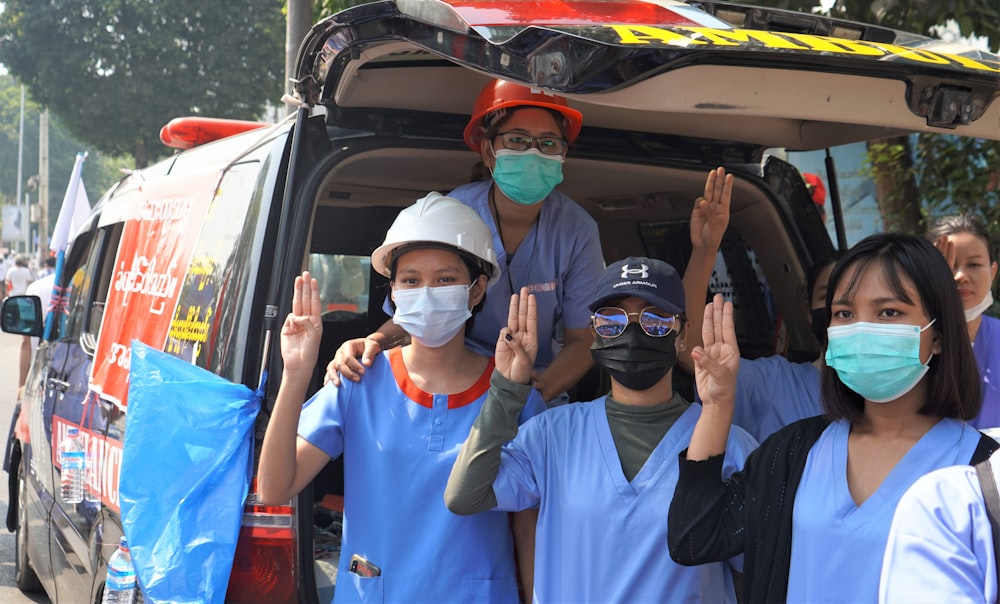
left=328, top=79, right=603, bottom=408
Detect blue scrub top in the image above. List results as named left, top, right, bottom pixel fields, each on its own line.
left=879, top=454, right=999, bottom=604
left=786, top=417, right=982, bottom=603
left=971, top=314, right=1000, bottom=429
left=734, top=356, right=821, bottom=443
left=490, top=399, right=758, bottom=603
left=384, top=180, right=604, bottom=372
left=696, top=355, right=822, bottom=443
left=298, top=349, right=546, bottom=603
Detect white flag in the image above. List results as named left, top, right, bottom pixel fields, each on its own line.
left=50, top=151, right=91, bottom=253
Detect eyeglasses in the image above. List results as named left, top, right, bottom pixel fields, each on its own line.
left=495, top=131, right=568, bottom=156
left=592, top=307, right=682, bottom=338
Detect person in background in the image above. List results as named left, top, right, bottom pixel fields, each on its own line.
left=879, top=445, right=1000, bottom=603
left=5, top=256, right=32, bottom=297
left=258, top=193, right=546, bottom=603
left=928, top=212, right=999, bottom=428
left=669, top=232, right=997, bottom=603
left=19, top=257, right=58, bottom=388
left=683, top=169, right=840, bottom=442
left=326, top=79, right=604, bottom=407
left=446, top=257, right=757, bottom=603
left=0, top=252, right=10, bottom=298
left=36, top=255, right=56, bottom=278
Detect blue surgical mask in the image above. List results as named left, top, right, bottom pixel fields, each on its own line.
left=825, top=319, right=936, bottom=403
left=392, top=284, right=472, bottom=348
left=490, top=148, right=564, bottom=205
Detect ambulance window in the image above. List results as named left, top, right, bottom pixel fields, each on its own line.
left=308, top=254, right=371, bottom=313
left=61, top=224, right=123, bottom=354
left=85, top=224, right=124, bottom=349
left=59, top=228, right=101, bottom=343
left=168, top=160, right=266, bottom=377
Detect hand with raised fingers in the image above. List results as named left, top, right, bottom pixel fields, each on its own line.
left=933, top=236, right=957, bottom=273
left=691, top=293, right=740, bottom=410
left=281, top=271, right=323, bottom=376
left=495, top=287, right=538, bottom=385
left=690, top=167, right=733, bottom=252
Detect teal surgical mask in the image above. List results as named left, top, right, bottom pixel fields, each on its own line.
left=825, top=319, right=936, bottom=403
left=490, top=148, right=564, bottom=205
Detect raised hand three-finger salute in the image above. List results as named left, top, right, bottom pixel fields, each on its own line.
left=495, top=286, right=538, bottom=385
left=680, top=167, right=734, bottom=375
left=687, top=293, right=741, bottom=460
left=281, top=271, right=323, bottom=377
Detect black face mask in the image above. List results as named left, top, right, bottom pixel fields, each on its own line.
left=810, top=307, right=830, bottom=348
left=590, top=323, right=679, bottom=391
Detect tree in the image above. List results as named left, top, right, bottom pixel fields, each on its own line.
left=747, top=0, right=999, bottom=235
left=317, top=0, right=372, bottom=19
left=0, top=73, right=131, bottom=246
left=0, top=0, right=286, bottom=169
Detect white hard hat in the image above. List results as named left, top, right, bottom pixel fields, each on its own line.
left=372, top=192, right=499, bottom=286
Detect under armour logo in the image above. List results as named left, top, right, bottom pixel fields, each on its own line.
left=621, top=264, right=649, bottom=279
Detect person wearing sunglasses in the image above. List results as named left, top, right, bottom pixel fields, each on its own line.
left=445, top=257, right=758, bottom=603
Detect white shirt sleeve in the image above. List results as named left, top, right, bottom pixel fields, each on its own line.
left=879, top=464, right=996, bottom=604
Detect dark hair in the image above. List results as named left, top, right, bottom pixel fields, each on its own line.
left=820, top=232, right=981, bottom=422
left=469, top=106, right=570, bottom=182
left=45, top=256, right=56, bottom=268
left=386, top=244, right=490, bottom=324
left=806, top=250, right=845, bottom=306
left=926, top=212, right=996, bottom=263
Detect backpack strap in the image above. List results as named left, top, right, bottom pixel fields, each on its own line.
left=971, top=433, right=1000, bottom=465
left=975, top=457, right=1000, bottom=589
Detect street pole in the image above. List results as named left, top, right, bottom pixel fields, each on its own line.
left=16, top=85, right=24, bottom=254
left=38, top=109, right=49, bottom=260
left=285, top=0, right=313, bottom=114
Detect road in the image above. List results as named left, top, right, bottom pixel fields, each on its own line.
left=0, top=331, right=51, bottom=603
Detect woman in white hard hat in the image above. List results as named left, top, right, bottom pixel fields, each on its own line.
left=328, top=79, right=604, bottom=407
left=258, top=192, right=547, bottom=603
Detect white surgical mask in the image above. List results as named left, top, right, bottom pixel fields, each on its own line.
left=392, top=284, right=473, bottom=348
left=965, top=290, right=994, bottom=322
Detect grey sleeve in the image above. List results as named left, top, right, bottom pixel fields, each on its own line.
left=444, top=369, right=533, bottom=515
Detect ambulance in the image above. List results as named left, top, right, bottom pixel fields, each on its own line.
left=3, top=0, right=998, bottom=601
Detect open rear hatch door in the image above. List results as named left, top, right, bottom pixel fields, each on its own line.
left=294, top=0, right=1000, bottom=150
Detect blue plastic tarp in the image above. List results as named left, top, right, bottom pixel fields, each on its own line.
left=120, top=341, right=262, bottom=604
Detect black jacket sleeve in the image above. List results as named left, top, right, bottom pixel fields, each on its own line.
left=668, top=451, right=748, bottom=565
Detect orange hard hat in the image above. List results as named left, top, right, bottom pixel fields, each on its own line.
left=463, top=79, right=583, bottom=151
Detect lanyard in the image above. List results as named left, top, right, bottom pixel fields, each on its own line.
left=490, top=185, right=539, bottom=296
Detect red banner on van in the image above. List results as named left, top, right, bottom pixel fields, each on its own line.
left=89, top=172, right=218, bottom=409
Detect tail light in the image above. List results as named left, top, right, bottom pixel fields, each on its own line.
left=225, top=485, right=298, bottom=603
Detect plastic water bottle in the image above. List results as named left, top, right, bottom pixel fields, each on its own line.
left=102, top=537, right=136, bottom=604
left=60, top=427, right=85, bottom=504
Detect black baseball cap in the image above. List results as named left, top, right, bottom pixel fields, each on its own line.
left=589, top=256, right=685, bottom=315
